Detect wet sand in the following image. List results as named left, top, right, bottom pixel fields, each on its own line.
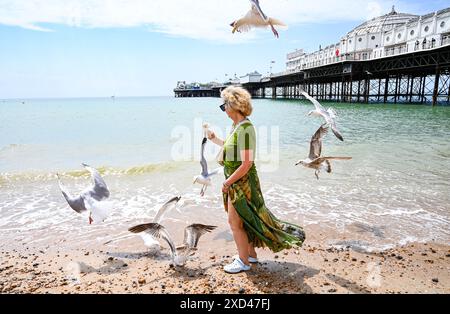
left=1, top=225, right=449, bottom=294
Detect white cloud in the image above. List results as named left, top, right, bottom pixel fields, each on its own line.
left=0, top=0, right=413, bottom=41
left=367, top=1, right=384, bottom=20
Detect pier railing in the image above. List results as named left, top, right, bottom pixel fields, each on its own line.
left=284, top=36, right=450, bottom=75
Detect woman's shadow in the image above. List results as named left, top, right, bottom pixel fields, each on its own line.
left=245, top=259, right=372, bottom=294
left=245, top=260, right=319, bottom=293
left=145, top=258, right=318, bottom=293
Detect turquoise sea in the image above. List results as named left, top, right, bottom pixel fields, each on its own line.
left=1, top=97, right=449, bottom=251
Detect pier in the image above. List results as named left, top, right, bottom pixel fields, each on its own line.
left=174, top=7, right=450, bottom=105
left=247, top=44, right=450, bottom=105
left=174, top=84, right=221, bottom=98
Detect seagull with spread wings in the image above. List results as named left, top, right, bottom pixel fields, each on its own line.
left=128, top=223, right=217, bottom=266
left=57, top=163, right=112, bottom=224
left=103, top=196, right=181, bottom=250
left=230, top=0, right=286, bottom=38
left=301, top=91, right=344, bottom=141
left=295, top=124, right=352, bottom=179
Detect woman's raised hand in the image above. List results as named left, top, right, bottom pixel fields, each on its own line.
left=203, top=123, right=223, bottom=146
left=207, top=130, right=216, bottom=140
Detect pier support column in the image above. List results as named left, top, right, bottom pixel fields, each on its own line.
left=383, top=76, right=389, bottom=104
left=432, top=66, right=440, bottom=106
left=394, top=75, right=400, bottom=104
left=406, top=75, right=411, bottom=103
left=409, top=76, right=415, bottom=103
left=329, top=82, right=333, bottom=101
left=448, top=73, right=450, bottom=103
left=420, top=76, right=426, bottom=104
left=337, top=81, right=341, bottom=102
left=357, top=80, right=361, bottom=103
left=364, top=79, right=370, bottom=103
left=349, top=76, right=353, bottom=103
left=377, top=78, right=382, bottom=103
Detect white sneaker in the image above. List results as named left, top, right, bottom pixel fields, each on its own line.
left=233, top=255, right=258, bottom=264
left=224, top=257, right=251, bottom=274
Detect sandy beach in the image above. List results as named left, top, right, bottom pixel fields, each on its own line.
left=1, top=224, right=448, bottom=294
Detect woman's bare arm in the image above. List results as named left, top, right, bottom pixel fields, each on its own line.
left=207, top=131, right=224, bottom=147
left=211, top=137, right=224, bottom=147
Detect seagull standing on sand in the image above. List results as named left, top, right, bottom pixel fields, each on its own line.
left=193, top=124, right=222, bottom=197
left=103, top=196, right=181, bottom=251
left=57, top=163, right=111, bottom=224
left=230, top=0, right=286, bottom=38
left=295, top=124, right=352, bottom=179
left=301, top=91, right=344, bottom=141
left=128, top=223, right=217, bottom=266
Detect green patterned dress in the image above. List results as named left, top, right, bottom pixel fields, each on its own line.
left=222, top=119, right=305, bottom=253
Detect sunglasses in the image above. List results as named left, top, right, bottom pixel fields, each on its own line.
left=220, top=103, right=227, bottom=112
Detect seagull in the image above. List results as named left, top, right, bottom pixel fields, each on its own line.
left=57, top=163, right=111, bottom=224
left=193, top=124, right=222, bottom=196
left=295, top=124, right=352, bottom=179
left=128, top=223, right=217, bottom=266
left=103, top=196, right=181, bottom=251
left=230, top=0, right=286, bottom=38
left=301, top=90, right=344, bottom=141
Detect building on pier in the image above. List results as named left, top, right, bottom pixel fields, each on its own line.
left=286, top=6, right=450, bottom=73
left=240, top=71, right=262, bottom=84
left=173, top=73, right=259, bottom=97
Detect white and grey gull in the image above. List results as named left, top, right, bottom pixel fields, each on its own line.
left=128, top=222, right=217, bottom=266
left=57, top=163, right=112, bottom=224
left=301, top=90, right=344, bottom=141
left=193, top=123, right=222, bottom=196
left=230, top=0, right=286, bottom=38
left=103, top=196, right=181, bottom=251
left=295, top=124, right=352, bottom=179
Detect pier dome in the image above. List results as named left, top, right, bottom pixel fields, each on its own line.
left=346, top=6, right=419, bottom=37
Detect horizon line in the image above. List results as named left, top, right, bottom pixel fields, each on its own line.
left=0, top=95, right=176, bottom=101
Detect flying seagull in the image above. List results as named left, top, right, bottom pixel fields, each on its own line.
left=230, top=0, right=286, bottom=38
left=103, top=196, right=181, bottom=250
left=301, top=90, right=344, bottom=141
left=128, top=223, right=217, bottom=266
left=57, top=163, right=111, bottom=224
left=295, top=124, right=352, bottom=179
left=193, top=124, right=222, bottom=196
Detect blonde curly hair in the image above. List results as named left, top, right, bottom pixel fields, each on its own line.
left=221, top=86, right=253, bottom=117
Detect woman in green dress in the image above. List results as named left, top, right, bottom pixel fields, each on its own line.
left=207, top=86, right=305, bottom=274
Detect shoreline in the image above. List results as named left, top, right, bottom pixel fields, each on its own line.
left=1, top=226, right=448, bottom=294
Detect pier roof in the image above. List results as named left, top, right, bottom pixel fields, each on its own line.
left=347, top=6, right=418, bottom=37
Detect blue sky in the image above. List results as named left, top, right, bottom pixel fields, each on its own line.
left=0, top=0, right=448, bottom=98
